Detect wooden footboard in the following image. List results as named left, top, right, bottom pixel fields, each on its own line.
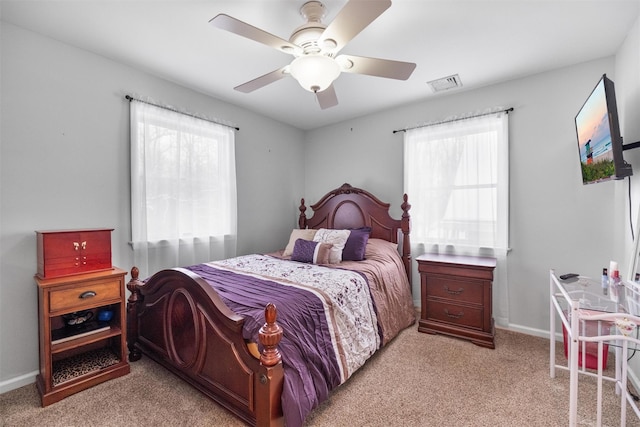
left=126, top=267, right=284, bottom=427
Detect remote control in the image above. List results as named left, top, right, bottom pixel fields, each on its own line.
left=559, top=273, right=579, bottom=280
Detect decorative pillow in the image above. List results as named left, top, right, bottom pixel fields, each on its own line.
left=342, top=227, right=371, bottom=261
left=283, top=229, right=317, bottom=257
left=365, top=238, right=399, bottom=259
left=291, top=239, right=332, bottom=264
left=313, top=228, right=350, bottom=264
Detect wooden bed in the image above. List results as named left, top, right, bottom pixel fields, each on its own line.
left=126, top=183, right=413, bottom=427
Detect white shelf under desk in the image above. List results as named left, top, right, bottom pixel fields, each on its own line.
left=549, top=270, right=640, bottom=426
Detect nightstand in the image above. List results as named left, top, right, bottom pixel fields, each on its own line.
left=35, top=267, right=130, bottom=406
left=417, top=253, right=497, bottom=348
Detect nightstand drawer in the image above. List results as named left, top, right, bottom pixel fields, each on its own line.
left=49, top=279, right=121, bottom=313
left=426, top=276, right=483, bottom=305
left=426, top=300, right=483, bottom=330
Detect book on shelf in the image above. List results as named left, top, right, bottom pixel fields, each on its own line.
left=51, top=322, right=111, bottom=344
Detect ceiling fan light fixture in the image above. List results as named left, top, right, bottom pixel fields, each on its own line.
left=289, top=54, right=340, bottom=93
left=211, top=0, right=414, bottom=107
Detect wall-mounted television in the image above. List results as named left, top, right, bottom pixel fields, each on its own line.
left=575, top=74, right=632, bottom=184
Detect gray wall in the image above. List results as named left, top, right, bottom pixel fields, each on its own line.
left=0, top=23, right=305, bottom=391
left=616, top=15, right=640, bottom=384
left=618, top=15, right=640, bottom=266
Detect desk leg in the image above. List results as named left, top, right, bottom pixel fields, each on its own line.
left=597, top=341, right=604, bottom=426
left=615, top=343, right=622, bottom=395
left=569, top=305, right=579, bottom=427
left=620, top=340, right=629, bottom=426
left=550, top=273, right=556, bottom=378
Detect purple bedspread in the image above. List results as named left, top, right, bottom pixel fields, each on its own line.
left=186, top=263, right=344, bottom=427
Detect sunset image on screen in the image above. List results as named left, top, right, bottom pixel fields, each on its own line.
left=575, top=79, right=614, bottom=183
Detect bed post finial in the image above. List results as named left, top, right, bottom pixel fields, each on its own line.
left=259, top=303, right=283, bottom=367
left=401, top=194, right=411, bottom=222
left=298, top=198, right=308, bottom=229
left=126, top=266, right=144, bottom=362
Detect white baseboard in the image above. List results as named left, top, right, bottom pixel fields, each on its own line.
left=0, top=370, right=37, bottom=394
left=499, top=322, right=552, bottom=339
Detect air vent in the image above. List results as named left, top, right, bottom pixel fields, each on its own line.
left=427, top=74, right=462, bottom=92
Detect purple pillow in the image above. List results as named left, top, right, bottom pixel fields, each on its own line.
left=342, top=227, right=371, bottom=261
left=291, top=239, right=332, bottom=264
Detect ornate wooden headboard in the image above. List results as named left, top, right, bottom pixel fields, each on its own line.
left=297, top=183, right=411, bottom=286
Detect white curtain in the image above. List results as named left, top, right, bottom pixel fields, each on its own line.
left=404, top=111, right=510, bottom=326
left=130, top=100, right=237, bottom=278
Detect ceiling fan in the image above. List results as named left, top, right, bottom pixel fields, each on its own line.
left=209, top=0, right=416, bottom=109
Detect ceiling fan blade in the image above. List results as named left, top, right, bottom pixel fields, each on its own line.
left=210, top=14, right=301, bottom=55
left=316, top=84, right=338, bottom=110
left=320, top=0, right=391, bottom=53
left=337, top=54, right=416, bottom=80
left=234, top=66, right=289, bottom=93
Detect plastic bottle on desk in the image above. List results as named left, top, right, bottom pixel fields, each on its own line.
left=602, top=268, right=608, bottom=296
left=609, top=269, right=621, bottom=303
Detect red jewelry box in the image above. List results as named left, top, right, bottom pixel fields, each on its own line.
left=36, top=228, right=113, bottom=279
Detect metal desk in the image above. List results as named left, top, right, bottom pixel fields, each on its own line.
left=549, top=270, right=640, bottom=426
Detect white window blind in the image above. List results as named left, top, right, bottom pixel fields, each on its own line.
left=130, top=100, right=237, bottom=276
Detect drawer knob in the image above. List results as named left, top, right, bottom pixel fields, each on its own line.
left=73, top=242, right=80, bottom=250
left=81, top=241, right=87, bottom=250
left=79, top=291, right=97, bottom=299
left=444, top=309, right=464, bottom=319
left=444, top=286, right=464, bottom=295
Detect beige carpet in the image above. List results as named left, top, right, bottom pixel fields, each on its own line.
left=2, top=326, right=640, bottom=426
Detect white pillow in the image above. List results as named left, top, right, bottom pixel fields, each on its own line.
left=283, top=229, right=317, bottom=257
left=313, top=229, right=350, bottom=264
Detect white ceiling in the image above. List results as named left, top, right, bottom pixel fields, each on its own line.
left=2, top=0, right=639, bottom=130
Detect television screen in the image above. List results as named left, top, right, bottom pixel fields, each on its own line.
left=575, top=74, right=631, bottom=184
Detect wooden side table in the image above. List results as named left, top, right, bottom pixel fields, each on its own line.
left=417, top=253, right=497, bottom=348
left=35, top=267, right=130, bottom=406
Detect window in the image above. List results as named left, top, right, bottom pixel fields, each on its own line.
left=404, top=111, right=510, bottom=325
left=130, top=100, right=237, bottom=276
left=404, top=112, right=509, bottom=251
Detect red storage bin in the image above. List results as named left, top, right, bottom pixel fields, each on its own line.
left=562, top=319, right=610, bottom=370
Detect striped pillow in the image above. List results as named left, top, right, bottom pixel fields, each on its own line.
left=291, top=239, right=332, bottom=264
